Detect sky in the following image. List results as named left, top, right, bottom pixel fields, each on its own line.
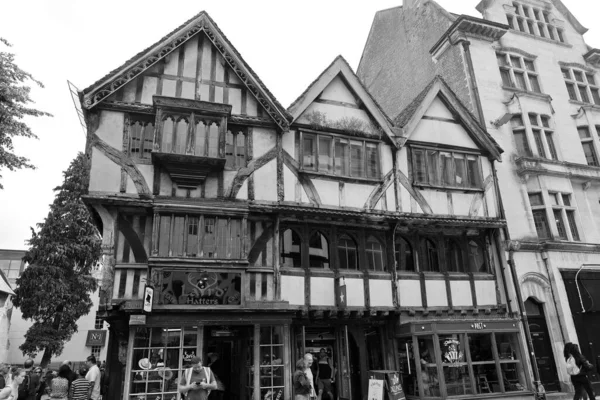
left=0, top=0, right=598, bottom=250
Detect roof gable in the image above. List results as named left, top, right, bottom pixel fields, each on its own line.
left=395, top=77, right=503, bottom=160
left=288, top=56, right=398, bottom=144
left=81, top=12, right=291, bottom=130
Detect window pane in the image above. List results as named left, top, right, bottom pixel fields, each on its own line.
left=528, top=113, right=538, bottom=126
left=553, top=209, right=567, bottom=240
left=528, top=193, right=544, bottom=206
left=512, top=3, right=520, bottom=15
left=537, top=23, right=545, bottom=37
left=468, top=240, right=487, bottom=273
left=566, top=210, right=580, bottom=241
left=395, top=237, right=414, bottom=272
left=225, top=130, right=235, bottom=167
left=174, top=119, right=189, bottom=154
left=514, top=72, right=526, bottom=90
left=309, top=232, right=329, bottom=269
left=350, top=140, right=364, bottom=178
left=533, top=129, right=546, bottom=158
left=427, top=150, right=439, bottom=185
left=496, top=53, right=508, bottom=67
left=236, top=132, right=246, bottom=167
left=540, top=115, right=550, bottom=128
left=161, top=117, right=175, bottom=153
left=586, top=73, right=596, bottom=85
left=454, top=154, right=467, bottom=187
left=513, top=131, right=531, bottom=156
left=506, top=15, right=515, bottom=30
left=578, top=126, right=591, bottom=139
left=582, top=142, right=599, bottom=166
left=440, top=335, right=472, bottom=396
left=445, top=239, right=464, bottom=272
left=574, top=70, right=584, bottom=82
left=418, top=336, right=440, bottom=397
left=517, top=18, right=525, bottom=32
left=566, top=83, right=578, bottom=101
left=338, top=234, right=358, bottom=270
left=562, top=194, right=571, bottom=206
left=423, top=239, right=439, bottom=272
left=280, top=229, right=302, bottom=268
left=130, top=121, right=143, bottom=156
left=467, top=156, right=482, bottom=188
left=529, top=75, right=541, bottom=93
left=366, top=236, right=385, bottom=272
left=532, top=210, right=550, bottom=239
left=548, top=27, right=555, bottom=40
left=499, top=68, right=512, bottom=87
left=413, top=149, right=427, bottom=183
left=303, top=135, right=316, bottom=170
left=509, top=56, right=521, bottom=68
left=207, top=122, right=219, bottom=158
left=548, top=193, right=559, bottom=206
left=194, top=120, right=206, bottom=156
left=366, top=143, right=379, bottom=179
left=143, top=123, right=154, bottom=159
left=543, top=11, right=550, bottom=23
left=546, top=133, right=558, bottom=160
left=187, top=217, right=199, bottom=257
left=441, top=152, right=454, bottom=186
left=510, top=115, right=524, bottom=127
left=469, top=333, right=494, bottom=362
left=579, top=85, right=590, bottom=103
left=527, top=21, right=534, bottom=35
left=334, top=138, right=349, bottom=176
left=557, top=29, right=564, bottom=42
left=592, top=89, right=600, bottom=105
left=318, top=136, right=333, bottom=173
left=524, top=60, right=535, bottom=72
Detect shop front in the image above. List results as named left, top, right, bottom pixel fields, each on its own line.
left=396, top=320, right=532, bottom=399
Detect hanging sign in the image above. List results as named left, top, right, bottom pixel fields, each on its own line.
left=143, top=286, right=154, bottom=312
left=85, top=330, right=107, bottom=346
left=367, top=379, right=384, bottom=400
left=338, top=281, right=347, bottom=308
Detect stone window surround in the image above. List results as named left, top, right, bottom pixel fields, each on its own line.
left=496, top=50, right=542, bottom=94
left=572, top=106, right=600, bottom=168
left=576, top=125, right=600, bottom=167
left=527, top=190, right=582, bottom=242
left=560, top=63, right=600, bottom=106
left=509, top=112, right=559, bottom=161
left=504, top=1, right=566, bottom=43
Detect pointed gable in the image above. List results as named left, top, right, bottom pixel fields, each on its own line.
left=81, top=12, right=291, bottom=130
left=395, top=76, right=503, bottom=160
left=288, top=56, right=398, bottom=144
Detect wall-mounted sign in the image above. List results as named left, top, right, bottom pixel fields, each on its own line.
left=130, top=315, right=147, bottom=326
left=471, top=322, right=486, bottom=330
left=121, top=300, right=143, bottom=310
left=85, top=330, right=107, bottom=347
left=143, top=286, right=154, bottom=312
left=158, top=271, right=242, bottom=306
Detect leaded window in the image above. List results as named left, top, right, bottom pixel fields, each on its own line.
left=562, top=68, right=600, bottom=105
left=411, top=147, right=482, bottom=189
left=496, top=52, right=541, bottom=93
left=506, top=2, right=564, bottom=43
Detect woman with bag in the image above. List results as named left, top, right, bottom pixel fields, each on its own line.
left=564, top=342, right=596, bottom=400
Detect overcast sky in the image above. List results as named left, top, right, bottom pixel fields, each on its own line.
left=0, top=0, right=598, bottom=250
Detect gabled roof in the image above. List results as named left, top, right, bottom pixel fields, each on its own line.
left=288, top=55, right=398, bottom=145
left=81, top=11, right=291, bottom=130
left=394, top=76, right=503, bottom=160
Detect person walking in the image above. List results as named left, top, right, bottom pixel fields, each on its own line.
left=565, top=342, right=596, bottom=400
left=303, top=354, right=317, bottom=400
left=85, top=356, right=101, bottom=400
left=69, top=368, right=91, bottom=400
left=36, top=371, right=54, bottom=400
left=178, top=356, right=217, bottom=400
left=293, top=359, right=311, bottom=400
left=59, top=362, right=76, bottom=385
left=48, top=366, right=70, bottom=400
left=0, top=369, right=26, bottom=400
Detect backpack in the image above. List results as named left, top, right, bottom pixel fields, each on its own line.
left=17, top=372, right=31, bottom=400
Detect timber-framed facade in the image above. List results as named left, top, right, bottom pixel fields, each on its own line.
left=81, top=11, right=529, bottom=400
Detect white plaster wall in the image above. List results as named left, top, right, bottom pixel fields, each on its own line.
left=380, top=144, right=394, bottom=174
left=282, top=130, right=295, bottom=156
left=280, top=276, right=305, bottom=306
left=420, top=190, right=449, bottom=215
left=344, top=183, right=376, bottom=209
left=450, top=280, right=473, bottom=306
left=283, top=166, right=297, bottom=202
left=425, top=280, right=448, bottom=307
left=425, top=97, right=455, bottom=119
left=312, top=179, right=339, bottom=207
left=452, top=192, right=475, bottom=216
left=253, top=159, right=278, bottom=201
left=369, top=280, right=394, bottom=307
left=236, top=180, right=249, bottom=201
left=310, top=277, right=336, bottom=306
left=398, top=280, right=422, bottom=307
left=344, top=279, right=365, bottom=307
left=97, top=111, right=124, bottom=150
left=320, top=76, right=358, bottom=104
left=89, top=149, right=121, bottom=193
left=475, top=280, right=497, bottom=306
left=410, top=118, right=479, bottom=149
left=253, top=128, right=277, bottom=159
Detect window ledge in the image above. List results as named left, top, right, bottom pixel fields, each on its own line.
left=501, top=86, right=551, bottom=101
left=508, top=28, right=572, bottom=48
left=301, top=170, right=383, bottom=184
left=568, top=99, right=600, bottom=110
left=413, top=183, right=484, bottom=193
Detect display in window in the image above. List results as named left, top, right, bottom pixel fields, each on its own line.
left=157, top=271, right=241, bottom=305
left=440, top=334, right=473, bottom=396
left=418, top=337, right=439, bottom=397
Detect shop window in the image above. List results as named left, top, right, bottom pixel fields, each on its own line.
left=411, top=147, right=482, bottom=189
left=128, top=114, right=155, bottom=159
left=130, top=327, right=197, bottom=399
left=366, top=236, right=386, bottom=272
left=418, top=336, right=440, bottom=397
left=469, top=333, right=499, bottom=393
left=338, top=234, right=358, bottom=270
left=256, top=326, right=284, bottom=400
left=397, top=337, right=419, bottom=396
left=496, top=333, right=525, bottom=392
left=445, top=239, right=464, bottom=273
left=309, top=231, right=330, bottom=269
left=440, top=334, right=473, bottom=396
left=280, top=229, right=302, bottom=268
left=421, top=238, right=440, bottom=272
left=395, top=236, right=415, bottom=272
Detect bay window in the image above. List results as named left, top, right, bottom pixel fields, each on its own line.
left=411, top=147, right=482, bottom=189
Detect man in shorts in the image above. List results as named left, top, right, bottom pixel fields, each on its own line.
left=316, top=349, right=335, bottom=400
left=178, top=356, right=217, bottom=400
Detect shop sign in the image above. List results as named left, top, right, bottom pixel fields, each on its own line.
left=143, top=286, right=154, bottom=312
left=158, top=271, right=242, bottom=306
left=130, top=315, right=147, bottom=325
left=471, top=322, right=486, bottom=330
left=85, top=330, right=107, bottom=346
left=367, top=378, right=384, bottom=400
left=386, top=372, right=406, bottom=400
left=442, top=339, right=464, bottom=365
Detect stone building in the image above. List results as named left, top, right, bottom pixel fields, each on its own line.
left=358, top=0, right=600, bottom=394
left=80, top=10, right=530, bottom=400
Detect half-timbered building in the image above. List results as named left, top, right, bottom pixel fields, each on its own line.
left=81, top=11, right=530, bottom=400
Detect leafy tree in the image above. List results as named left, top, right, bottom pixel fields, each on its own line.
left=0, top=38, right=51, bottom=189
left=13, top=152, right=101, bottom=367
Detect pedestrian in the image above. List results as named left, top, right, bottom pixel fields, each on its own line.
left=49, top=366, right=70, bottom=400
left=59, top=362, right=76, bottom=385
left=207, top=353, right=225, bottom=400
left=564, top=342, right=596, bottom=400
left=303, top=354, right=317, bottom=400
left=293, top=359, right=311, bottom=400
left=316, top=349, right=334, bottom=400
left=85, top=356, right=101, bottom=400
left=0, top=369, right=26, bottom=400
left=69, top=368, right=91, bottom=400
left=178, top=356, right=217, bottom=400
left=0, top=365, right=9, bottom=389
left=18, top=359, right=38, bottom=400
left=35, top=371, right=53, bottom=400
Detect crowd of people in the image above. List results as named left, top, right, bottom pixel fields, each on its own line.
left=0, top=355, right=105, bottom=400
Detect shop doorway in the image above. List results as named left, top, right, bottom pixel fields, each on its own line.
left=204, top=325, right=253, bottom=400
left=525, top=298, right=560, bottom=392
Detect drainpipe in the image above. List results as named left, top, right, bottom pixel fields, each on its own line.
left=541, top=251, right=566, bottom=343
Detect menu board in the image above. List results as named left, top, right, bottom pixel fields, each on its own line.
left=368, top=370, right=406, bottom=400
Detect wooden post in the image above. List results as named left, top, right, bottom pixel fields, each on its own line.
left=253, top=324, right=260, bottom=400
left=273, top=215, right=280, bottom=300
left=151, top=212, right=160, bottom=256
left=183, top=214, right=189, bottom=257
left=242, top=216, right=248, bottom=258
left=168, top=214, right=175, bottom=257
left=283, top=324, right=291, bottom=400
left=198, top=325, right=204, bottom=363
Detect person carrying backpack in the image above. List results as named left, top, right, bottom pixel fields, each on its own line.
left=18, top=359, right=39, bottom=400
left=564, top=342, right=596, bottom=400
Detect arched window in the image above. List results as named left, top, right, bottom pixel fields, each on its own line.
left=422, top=238, right=439, bottom=272
left=161, top=116, right=175, bottom=153
left=309, top=231, right=329, bottom=268
left=395, top=236, right=414, bottom=272
left=445, top=239, right=464, bottom=272
left=280, top=229, right=302, bottom=268
left=173, top=117, right=189, bottom=154
left=366, top=236, right=386, bottom=272
left=194, top=120, right=207, bottom=156
left=338, top=234, right=358, bottom=270
left=468, top=239, right=488, bottom=273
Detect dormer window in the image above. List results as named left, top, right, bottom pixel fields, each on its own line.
left=411, top=146, right=482, bottom=190
left=299, top=130, right=380, bottom=180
